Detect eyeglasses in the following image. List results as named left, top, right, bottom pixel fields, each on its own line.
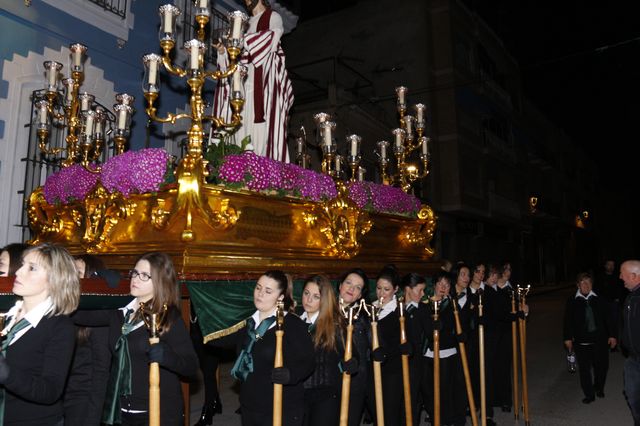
left=129, top=269, right=152, bottom=282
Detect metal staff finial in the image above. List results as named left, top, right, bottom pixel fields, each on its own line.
left=339, top=297, right=364, bottom=326
left=139, top=302, right=168, bottom=338
left=276, top=300, right=285, bottom=330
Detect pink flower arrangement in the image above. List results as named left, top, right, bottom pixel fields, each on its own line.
left=43, top=148, right=170, bottom=204
left=101, top=148, right=169, bottom=196
left=218, top=152, right=420, bottom=215
left=43, top=164, right=99, bottom=205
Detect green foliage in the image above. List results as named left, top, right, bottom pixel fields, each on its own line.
left=205, top=136, right=252, bottom=183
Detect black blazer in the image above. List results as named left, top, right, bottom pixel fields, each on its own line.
left=563, top=293, right=615, bottom=345
left=4, top=314, right=75, bottom=426
left=74, top=306, right=198, bottom=424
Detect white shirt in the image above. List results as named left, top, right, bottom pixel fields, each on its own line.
left=300, top=311, right=318, bottom=325
left=2, top=298, right=54, bottom=345
left=375, top=295, right=397, bottom=321
left=251, top=308, right=286, bottom=332
left=575, top=290, right=597, bottom=300
left=118, top=298, right=147, bottom=333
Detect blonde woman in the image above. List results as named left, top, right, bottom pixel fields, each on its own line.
left=0, top=243, right=80, bottom=425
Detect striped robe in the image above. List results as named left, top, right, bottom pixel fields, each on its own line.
left=214, top=8, right=294, bottom=162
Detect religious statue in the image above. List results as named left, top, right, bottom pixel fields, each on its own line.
left=214, top=0, right=294, bottom=162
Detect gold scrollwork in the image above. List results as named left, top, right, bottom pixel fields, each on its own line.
left=399, top=205, right=437, bottom=258
left=81, top=184, right=136, bottom=252
left=303, top=182, right=372, bottom=259
left=27, top=188, right=63, bottom=244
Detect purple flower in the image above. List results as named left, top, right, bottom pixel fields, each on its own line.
left=43, top=164, right=99, bottom=205
left=101, top=148, right=169, bottom=196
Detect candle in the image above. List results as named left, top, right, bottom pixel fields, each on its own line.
left=80, top=94, right=90, bottom=112
left=163, top=8, right=174, bottom=33
left=232, top=66, right=242, bottom=92
left=46, top=63, right=59, bottom=88
left=348, top=135, right=360, bottom=157
left=64, top=79, right=74, bottom=103
left=149, top=60, right=158, bottom=86
left=117, top=108, right=127, bottom=130
left=393, top=128, right=405, bottom=148
left=379, top=142, right=387, bottom=159
left=422, top=137, right=429, bottom=155
left=322, top=122, right=334, bottom=147
left=296, top=138, right=304, bottom=154
left=95, top=114, right=103, bottom=137
left=85, top=111, right=95, bottom=136
left=231, top=13, right=243, bottom=40
left=414, top=103, right=425, bottom=123
left=358, top=167, right=366, bottom=181
left=335, top=155, right=342, bottom=173
left=189, top=42, right=200, bottom=70
left=396, top=86, right=407, bottom=105
left=37, top=101, right=48, bottom=125
left=404, top=115, right=414, bottom=136
left=73, top=50, right=82, bottom=67
left=199, top=0, right=208, bottom=8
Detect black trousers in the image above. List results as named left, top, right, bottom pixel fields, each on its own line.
left=422, top=355, right=466, bottom=426
left=575, top=342, right=609, bottom=398
left=303, top=386, right=340, bottom=426
left=493, top=328, right=513, bottom=408
left=190, top=316, right=221, bottom=406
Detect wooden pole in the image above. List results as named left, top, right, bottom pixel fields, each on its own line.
left=518, top=288, right=530, bottom=426
left=478, top=291, right=486, bottom=426
left=339, top=301, right=359, bottom=426
left=432, top=299, right=441, bottom=426
left=398, top=298, right=413, bottom=426
left=149, top=335, right=160, bottom=426
left=371, top=320, right=385, bottom=426
left=452, top=296, right=478, bottom=426
left=511, top=292, right=519, bottom=420
left=273, top=302, right=285, bottom=426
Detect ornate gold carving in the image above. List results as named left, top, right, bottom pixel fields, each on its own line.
left=399, top=205, right=436, bottom=258
left=80, top=184, right=136, bottom=252
left=303, top=182, right=372, bottom=259
left=27, top=188, right=63, bottom=244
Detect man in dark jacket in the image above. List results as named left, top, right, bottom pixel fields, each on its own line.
left=621, top=260, right=640, bottom=424
left=563, top=272, right=617, bottom=404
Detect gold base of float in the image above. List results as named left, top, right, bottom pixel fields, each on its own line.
left=27, top=180, right=438, bottom=278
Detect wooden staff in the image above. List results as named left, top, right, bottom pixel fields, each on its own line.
left=339, top=299, right=362, bottom=426
left=273, top=301, right=285, bottom=426
left=140, top=303, right=167, bottom=426
left=364, top=298, right=385, bottom=426
left=517, top=286, right=531, bottom=426
left=398, top=297, right=413, bottom=426
left=510, top=290, right=519, bottom=420
left=478, top=290, right=487, bottom=426
left=432, top=298, right=441, bottom=426
left=452, top=295, right=478, bottom=426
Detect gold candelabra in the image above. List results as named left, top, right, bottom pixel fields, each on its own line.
left=35, top=43, right=134, bottom=168
left=377, top=86, right=430, bottom=192
left=141, top=4, right=247, bottom=241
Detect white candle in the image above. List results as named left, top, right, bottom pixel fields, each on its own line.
left=80, top=95, right=90, bottom=112
left=396, top=86, right=407, bottom=105
left=149, top=60, right=158, bottom=86
left=405, top=115, right=414, bottom=136
left=47, top=67, right=57, bottom=87
left=422, top=137, right=429, bottom=155
left=95, top=116, right=103, bottom=137
left=163, top=8, right=173, bottom=33
left=323, top=124, right=333, bottom=147
left=38, top=102, right=48, bottom=125
left=358, top=167, right=366, bottom=181
left=393, top=129, right=404, bottom=147
left=85, top=113, right=95, bottom=136
left=73, top=50, right=82, bottom=67
left=199, top=0, right=208, bottom=8
left=190, top=44, right=199, bottom=70
left=380, top=143, right=387, bottom=159
left=231, top=14, right=243, bottom=40
left=415, top=103, right=425, bottom=123
left=232, top=67, right=242, bottom=92
left=350, top=137, right=359, bottom=157
left=117, top=109, right=127, bottom=130
left=335, top=156, right=342, bottom=172
left=297, top=138, right=304, bottom=154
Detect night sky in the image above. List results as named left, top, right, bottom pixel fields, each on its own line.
left=290, top=0, right=640, bottom=193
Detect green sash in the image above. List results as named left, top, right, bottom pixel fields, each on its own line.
left=231, top=316, right=276, bottom=381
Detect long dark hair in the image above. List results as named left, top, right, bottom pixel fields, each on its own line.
left=263, top=270, right=295, bottom=312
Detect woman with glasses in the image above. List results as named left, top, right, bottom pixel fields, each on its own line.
left=0, top=243, right=79, bottom=425
left=74, top=252, right=197, bottom=425
left=337, top=268, right=370, bottom=426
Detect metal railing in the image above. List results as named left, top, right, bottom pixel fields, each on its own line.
left=88, top=0, right=127, bottom=19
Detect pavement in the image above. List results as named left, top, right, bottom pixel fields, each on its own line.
left=187, top=286, right=634, bottom=425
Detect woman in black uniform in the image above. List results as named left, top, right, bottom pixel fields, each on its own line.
left=300, top=275, right=357, bottom=425
left=75, top=252, right=198, bottom=425
left=230, top=270, right=315, bottom=426
left=337, top=268, right=369, bottom=426
left=0, top=243, right=79, bottom=426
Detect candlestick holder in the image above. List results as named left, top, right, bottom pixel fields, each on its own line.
left=143, top=4, right=248, bottom=241
left=375, top=86, right=431, bottom=192
left=34, top=44, right=123, bottom=169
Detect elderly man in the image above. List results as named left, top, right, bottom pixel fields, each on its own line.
left=621, top=260, right=640, bottom=424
